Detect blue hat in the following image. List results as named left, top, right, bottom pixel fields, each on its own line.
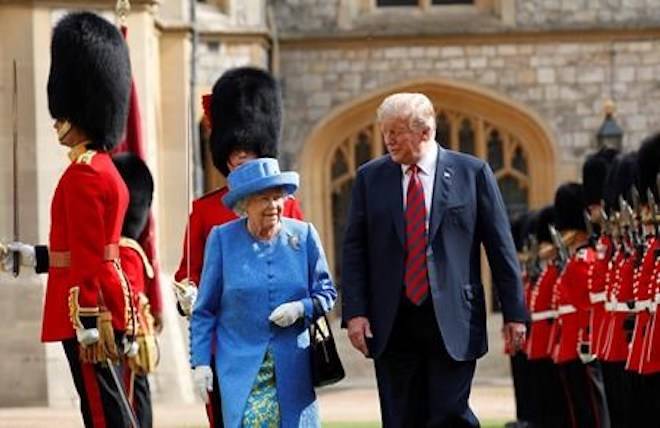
left=223, top=158, right=299, bottom=209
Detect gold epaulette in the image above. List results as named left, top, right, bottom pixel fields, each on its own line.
left=119, top=237, right=155, bottom=279
left=76, top=150, right=97, bottom=165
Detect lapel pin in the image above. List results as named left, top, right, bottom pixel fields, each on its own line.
left=288, top=234, right=301, bottom=250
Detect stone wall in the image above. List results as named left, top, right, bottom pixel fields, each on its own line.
left=279, top=39, right=660, bottom=174
left=271, top=0, right=340, bottom=34
left=515, top=0, right=660, bottom=28
left=197, top=40, right=268, bottom=88
left=271, top=0, right=660, bottom=35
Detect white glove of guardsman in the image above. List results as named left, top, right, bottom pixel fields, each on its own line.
left=268, top=301, right=305, bottom=327
left=1, top=241, right=36, bottom=272
left=173, top=280, right=198, bottom=317
left=193, top=365, right=213, bottom=403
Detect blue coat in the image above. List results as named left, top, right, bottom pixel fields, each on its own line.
left=190, top=218, right=336, bottom=428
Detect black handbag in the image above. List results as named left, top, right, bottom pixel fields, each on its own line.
left=309, top=314, right=345, bottom=387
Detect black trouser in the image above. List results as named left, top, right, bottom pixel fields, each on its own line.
left=124, top=367, right=152, bottom=428
left=374, top=297, right=479, bottom=428
left=510, top=351, right=535, bottom=424
left=524, top=358, right=569, bottom=428
left=558, top=360, right=610, bottom=428
left=601, top=362, right=633, bottom=427
left=63, top=339, right=132, bottom=428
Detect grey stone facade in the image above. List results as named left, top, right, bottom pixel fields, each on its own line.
left=515, top=0, right=660, bottom=28
left=278, top=39, right=660, bottom=171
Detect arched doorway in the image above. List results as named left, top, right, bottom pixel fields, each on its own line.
left=299, top=78, right=556, bottom=309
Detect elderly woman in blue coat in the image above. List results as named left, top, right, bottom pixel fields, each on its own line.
left=190, top=158, right=336, bottom=428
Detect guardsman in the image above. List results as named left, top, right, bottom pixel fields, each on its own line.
left=507, top=212, right=535, bottom=428
left=113, top=152, right=160, bottom=428
left=1, top=12, right=134, bottom=427
left=582, top=148, right=619, bottom=357
left=633, top=134, right=660, bottom=421
left=172, top=67, right=303, bottom=428
left=525, top=205, right=569, bottom=428
left=549, top=183, right=610, bottom=428
left=599, top=152, right=640, bottom=427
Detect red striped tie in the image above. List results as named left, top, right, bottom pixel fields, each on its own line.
left=404, top=164, right=429, bottom=304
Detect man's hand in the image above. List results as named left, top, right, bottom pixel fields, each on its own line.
left=192, top=365, right=213, bottom=404
left=502, top=321, right=527, bottom=354
left=347, top=316, right=373, bottom=357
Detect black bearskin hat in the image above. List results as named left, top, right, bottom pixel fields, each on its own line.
left=554, top=183, right=586, bottom=232
left=637, top=133, right=660, bottom=203
left=112, top=153, right=154, bottom=241
left=209, top=67, right=282, bottom=177
left=603, top=151, right=639, bottom=212
left=48, top=12, right=131, bottom=151
left=510, top=212, right=530, bottom=252
left=582, top=147, right=619, bottom=206
left=535, top=205, right=554, bottom=243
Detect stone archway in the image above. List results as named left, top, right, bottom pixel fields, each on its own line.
left=299, top=78, right=557, bottom=292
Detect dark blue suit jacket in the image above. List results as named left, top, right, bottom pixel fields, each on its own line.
left=341, top=145, right=526, bottom=360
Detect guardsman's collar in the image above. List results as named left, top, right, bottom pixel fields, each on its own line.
left=67, top=141, right=90, bottom=162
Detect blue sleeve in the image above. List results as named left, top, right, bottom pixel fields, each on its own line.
left=190, top=227, right=224, bottom=367
left=476, top=163, right=526, bottom=323
left=301, top=223, right=337, bottom=326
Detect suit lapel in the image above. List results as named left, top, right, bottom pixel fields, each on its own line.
left=430, top=146, right=451, bottom=242
left=385, top=158, right=405, bottom=246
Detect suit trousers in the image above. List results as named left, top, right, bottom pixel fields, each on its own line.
left=63, top=339, right=132, bottom=428
left=374, top=296, right=479, bottom=428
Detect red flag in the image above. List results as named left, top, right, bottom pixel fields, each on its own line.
left=115, top=25, right=163, bottom=317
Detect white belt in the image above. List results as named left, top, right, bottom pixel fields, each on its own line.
left=531, top=310, right=557, bottom=321
left=557, top=304, right=577, bottom=315
left=589, top=292, right=607, bottom=304
left=605, top=302, right=635, bottom=312
left=635, top=299, right=651, bottom=311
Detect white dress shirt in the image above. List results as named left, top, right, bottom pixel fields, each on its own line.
left=401, top=142, right=438, bottom=230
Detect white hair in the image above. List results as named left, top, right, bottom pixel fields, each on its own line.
left=231, top=186, right=287, bottom=217
left=377, top=92, right=436, bottom=137
left=233, top=198, right=249, bottom=217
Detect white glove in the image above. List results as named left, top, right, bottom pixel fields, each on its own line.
left=123, top=337, right=139, bottom=357
left=269, top=301, right=305, bottom=327
left=174, top=281, right=198, bottom=316
left=8, top=242, right=36, bottom=267
left=192, top=365, right=213, bottom=404
left=76, top=327, right=100, bottom=347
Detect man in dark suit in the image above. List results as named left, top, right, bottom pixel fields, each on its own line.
left=341, top=92, right=527, bottom=428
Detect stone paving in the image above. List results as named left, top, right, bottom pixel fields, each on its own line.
left=0, top=382, right=514, bottom=427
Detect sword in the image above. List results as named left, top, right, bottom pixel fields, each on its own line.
left=11, top=60, right=20, bottom=277
left=106, top=358, right=140, bottom=428
left=549, top=224, right=568, bottom=270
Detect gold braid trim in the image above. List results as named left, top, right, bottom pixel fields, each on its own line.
left=127, top=293, right=160, bottom=374
left=119, top=237, right=154, bottom=279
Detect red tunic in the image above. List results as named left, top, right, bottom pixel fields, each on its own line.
left=526, top=263, right=559, bottom=360
left=174, top=186, right=303, bottom=286
left=626, top=236, right=657, bottom=372
left=119, top=238, right=156, bottom=335
left=601, top=247, right=636, bottom=362
left=640, top=239, right=660, bottom=373
left=551, top=247, right=596, bottom=364
left=41, top=150, right=129, bottom=342
left=589, top=235, right=612, bottom=355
